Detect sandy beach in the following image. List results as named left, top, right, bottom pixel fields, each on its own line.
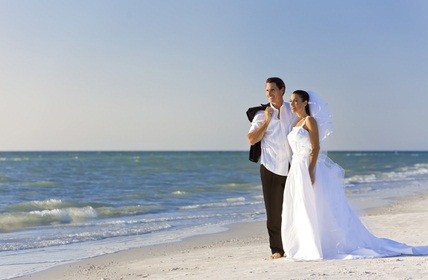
left=14, top=192, right=428, bottom=280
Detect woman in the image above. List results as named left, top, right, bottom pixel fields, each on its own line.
left=281, top=90, right=428, bottom=260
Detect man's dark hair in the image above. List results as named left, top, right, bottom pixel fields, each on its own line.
left=266, top=77, right=286, bottom=95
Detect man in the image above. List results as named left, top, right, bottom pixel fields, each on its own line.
left=247, top=77, right=295, bottom=259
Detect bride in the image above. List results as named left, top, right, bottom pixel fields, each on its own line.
left=281, top=90, right=428, bottom=260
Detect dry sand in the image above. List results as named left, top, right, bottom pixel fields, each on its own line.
left=14, top=193, right=428, bottom=280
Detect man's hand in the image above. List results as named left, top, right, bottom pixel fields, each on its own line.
left=264, top=106, right=273, bottom=122
left=247, top=108, right=272, bottom=145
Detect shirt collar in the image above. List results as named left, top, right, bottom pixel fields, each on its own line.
left=269, top=101, right=285, bottom=111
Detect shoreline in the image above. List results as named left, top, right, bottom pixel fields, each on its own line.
left=13, top=191, right=428, bottom=280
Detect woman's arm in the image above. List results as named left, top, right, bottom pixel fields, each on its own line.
left=306, top=116, right=320, bottom=184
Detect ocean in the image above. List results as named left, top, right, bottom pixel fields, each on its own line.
left=1, top=151, right=428, bottom=279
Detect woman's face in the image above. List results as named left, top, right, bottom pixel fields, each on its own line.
left=290, top=94, right=308, bottom=114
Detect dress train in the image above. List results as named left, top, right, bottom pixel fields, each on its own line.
left=281, top=125, right=428, bottom=260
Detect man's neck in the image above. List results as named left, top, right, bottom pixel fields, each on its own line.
left=271, top=100, right=283, bottom=110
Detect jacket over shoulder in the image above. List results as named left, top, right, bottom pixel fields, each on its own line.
left=246, top=103, right=270, bottom=162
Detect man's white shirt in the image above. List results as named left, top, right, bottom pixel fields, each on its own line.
left=249, top=102, right=295, bottom=176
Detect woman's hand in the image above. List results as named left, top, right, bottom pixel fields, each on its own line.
left=309, top=168, right=316, bottom=185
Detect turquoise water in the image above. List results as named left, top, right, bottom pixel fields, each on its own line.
left=1, top=151, right=428, bottom=278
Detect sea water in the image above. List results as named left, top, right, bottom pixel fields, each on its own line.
left=1, top=151, right=427, bottom=279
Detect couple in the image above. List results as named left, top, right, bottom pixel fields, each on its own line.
left=247, top=77, right=428, bottom=261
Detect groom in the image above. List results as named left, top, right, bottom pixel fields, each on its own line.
left=247, top=77, right=294, bottom=259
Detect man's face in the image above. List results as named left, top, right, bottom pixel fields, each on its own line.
left=265, top=82, right=284, bottom=105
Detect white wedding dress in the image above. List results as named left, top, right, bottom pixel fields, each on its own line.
left=281, top=120, right=428, bottom=260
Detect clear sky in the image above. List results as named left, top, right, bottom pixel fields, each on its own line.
left=1, top=0, right=427, bottom=151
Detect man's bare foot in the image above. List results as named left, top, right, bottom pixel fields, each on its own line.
left=269, top=252, right=283, bottom=259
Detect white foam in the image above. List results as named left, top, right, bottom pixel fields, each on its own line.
left=172, top=190, right=186, bottom=195
left=179, top=197, right=250, bottom=210
left=0, top=223, right=227, bottom=279
left=345, top=163, right=428, bottom=186
left=226, top=197, right=246, bottom=203
left=0, top=206, right=99, bottom=233
left=29, top=206, right=98, bottom=222
left=29, top=199, right=65, bottom=209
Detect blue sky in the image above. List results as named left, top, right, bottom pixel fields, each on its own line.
left=1, top=0, right=427, bottom=151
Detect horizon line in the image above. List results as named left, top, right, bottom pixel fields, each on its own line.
left=0, top=149, right=427, bottom=153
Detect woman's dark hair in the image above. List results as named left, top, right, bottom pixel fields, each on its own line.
left=266, top=77, right=286, bottom=94
left=292, top=90, right=311, bottom=116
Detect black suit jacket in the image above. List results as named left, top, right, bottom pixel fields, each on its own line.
left=246, top=103, right=270, bottom=162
